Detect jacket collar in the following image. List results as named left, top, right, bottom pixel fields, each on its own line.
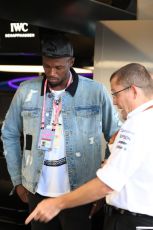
left=41, top=67, right=78, bottom=97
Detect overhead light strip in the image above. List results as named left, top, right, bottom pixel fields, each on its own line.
left=0, top=65, right=93, bottom=73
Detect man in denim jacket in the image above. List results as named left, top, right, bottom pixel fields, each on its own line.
left=1, top=33, right=120, bottom=230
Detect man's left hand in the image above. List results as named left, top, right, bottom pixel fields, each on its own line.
left=25, top=198, right=61, bottom=224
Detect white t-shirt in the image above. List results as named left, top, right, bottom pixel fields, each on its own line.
left=97, top=100, right=153, bottom=216
left=37, top=90, right=70, bottom=197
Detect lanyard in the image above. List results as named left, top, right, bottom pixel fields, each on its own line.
left=143, top=105, right=153, bottom=111
left=41, top=74, right=72, bottom=129
left=41, top=79, right=47, bottom=129
left=52, top=99, right=62, bottom=130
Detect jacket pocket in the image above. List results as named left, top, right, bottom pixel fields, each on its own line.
left=75, top=105, right=100, bottom=117
left=21, top=107, right=40, bottom=118
left=21, top=108, right=41, bottom=140
left=75, top=105, right=100, bottom=135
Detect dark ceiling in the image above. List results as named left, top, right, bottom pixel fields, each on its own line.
left=0, top=0, right=137, bottom=68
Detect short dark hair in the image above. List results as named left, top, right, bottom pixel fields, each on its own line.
left=41, top=33, right=73, bottom=58
left=110, top=63, right=153, bottom=97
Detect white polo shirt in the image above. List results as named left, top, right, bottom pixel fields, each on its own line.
left=97, top=100, right=153, bottom=216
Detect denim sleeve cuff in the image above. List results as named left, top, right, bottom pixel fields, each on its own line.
left=12, top=175, right=22, bottom=187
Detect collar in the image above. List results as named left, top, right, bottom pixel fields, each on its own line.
left=41, top=67, right=78, bottom=97
left=128, top=99, right=153, bottom=119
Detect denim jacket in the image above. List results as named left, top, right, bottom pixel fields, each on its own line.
left=1, top=69, right=120, bottom=193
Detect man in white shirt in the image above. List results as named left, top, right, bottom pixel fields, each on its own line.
left=25, top=63, right=153, bottom=230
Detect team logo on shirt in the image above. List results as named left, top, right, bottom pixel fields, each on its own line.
left=116, top=129, right=134, bottom=151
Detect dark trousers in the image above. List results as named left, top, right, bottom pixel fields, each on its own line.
left=91, top=206, right=105, bottom=230
left=28, top=192, right=93, bottom=230
left=103, top=209, right=153, bottom=230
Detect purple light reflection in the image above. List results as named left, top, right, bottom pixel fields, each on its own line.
left=8, top=76, right=37, bottom=89
left=7, top=73, right=93, bottom=90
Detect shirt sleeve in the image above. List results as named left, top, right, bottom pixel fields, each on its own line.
left=97, top=117, right=146, bottom=192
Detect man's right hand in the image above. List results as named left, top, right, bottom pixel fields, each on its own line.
left=16, top=184, right=29, bottom=203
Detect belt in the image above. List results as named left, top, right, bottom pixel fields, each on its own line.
left=104, top=204, right=153, bottom=218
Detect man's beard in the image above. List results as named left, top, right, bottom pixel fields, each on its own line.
left=47, top=77, right=61, bottom=87
left=48, top=81, right=60, bottom=87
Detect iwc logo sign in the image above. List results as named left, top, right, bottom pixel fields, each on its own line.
left=5, top=22, right=35, bottom=38
left=0, top=19, right=40, bottom=53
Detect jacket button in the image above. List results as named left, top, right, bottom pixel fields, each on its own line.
left=75, top=152, right=81, bottom=157
left=48, top=94, right=52, bottom=98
